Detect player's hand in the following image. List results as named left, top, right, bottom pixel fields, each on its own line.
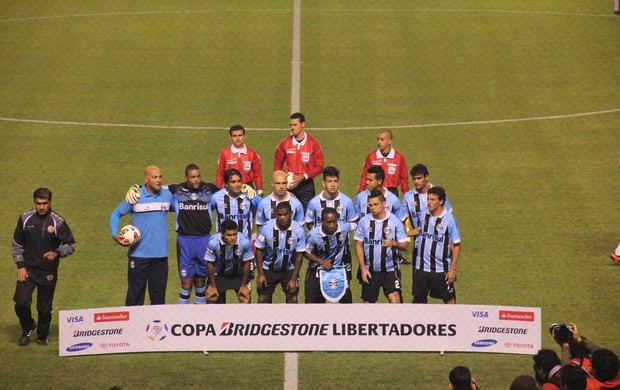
left=16, top=268, right=28, bottom=282
left=125, top=184, right=141, bottom=205
left=241, top=184, right=257, bottom=200
left=320, top=260, right=333, bottom=270
left=237, top=283, right=251, bottom=303
left=43, top=251, right=58, bottom=261
left=206, top=285, right=219, bottom=303
left=257, top=274, right=267, bottom=288
left=360, top=268, right=372, bottom=284
left=445, top=269, right=457, bottom=284
left=287, top=279, right=299, bottom=295
left=113, top=235, right=131, bottom=247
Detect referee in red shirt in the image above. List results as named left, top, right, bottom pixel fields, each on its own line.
left=358, top=129, right=409, bottom=197
left=274, top=113, right=324, bottom=211
left=216, top=124, right=264, bottom=196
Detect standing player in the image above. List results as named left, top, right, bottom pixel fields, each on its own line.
left=12, top=188, right=76, bottom=346
left=274, top=112, right=324, bottom=211
left=111, top=166, right=175, bottom=306
left=204, top=219, right=253, bottom=303
left=413, top=186, right=461, bottom=304
left=358, top=129, right=409, bottom=197
left=255, top=171, right=305, bottom=228
left=211, top=168, right=258, bottom=239
left=355, top=190, right=408, bottom=303
left=356, top=165, right=403, bottom=220
left=304, top=208, right=356, bottom=303
left=216, top=124, right=264, bottom=196
left=255, top=202, right=306, bottom=303
left=123, top=164, right=218, bottom=304
left=401, top=163, right=453, bottom=261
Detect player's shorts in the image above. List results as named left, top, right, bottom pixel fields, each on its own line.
left=176, top=234, right=209, bottom=279
left=305, top=267, right=352, bottom=304
left=214, top=274, right=249, bottom=295
left=412, top=268, right=456, bottom=302
left=257, top=269, right=299, bottom=297
left=361, top=269, right=402, bottom=303
left=291, top=179, right=315, bottom=210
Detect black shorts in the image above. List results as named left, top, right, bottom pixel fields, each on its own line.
left=215, top=274, right=249, bottom=295
left=291, top=178, right=315, bottom=210
left=412, top=269, right=456, bottom=302
left=257, top=269, right=299, bottom=297
left=361, top=269, right=402, bottom=303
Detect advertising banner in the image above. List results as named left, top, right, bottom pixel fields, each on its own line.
left=59, top=304, right=540, bottom=356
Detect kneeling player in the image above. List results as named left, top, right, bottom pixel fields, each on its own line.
left=304, top=207, right=355, bottom=303
left=255, top=202, right=306, bottom=303
left=355, top=190, right=408, bottom=303
left=204, top=219, right=253, bottom=303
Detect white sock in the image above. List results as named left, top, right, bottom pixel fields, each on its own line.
left=614, top=242, right=620, bottom=256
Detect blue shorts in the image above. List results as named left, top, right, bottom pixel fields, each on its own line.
left=176, top=234, right=209, bottom=279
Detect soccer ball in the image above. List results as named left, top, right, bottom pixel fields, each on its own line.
left=119, top=225, right=141, bottom=246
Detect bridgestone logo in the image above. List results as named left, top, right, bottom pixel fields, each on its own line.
left=478, top=326, right=528, bottom=335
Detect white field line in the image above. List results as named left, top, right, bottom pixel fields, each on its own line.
left=1, top=108, right=619, bottom=132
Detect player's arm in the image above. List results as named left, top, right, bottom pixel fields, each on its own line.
left=384, top=238, right=408, bottom=251
left=303, top=250, right=333, bottom=270
left=52, top=219, right=76, bottom=259
left=355, top=239, right=371, bottom=284
left=12, top=217, right=29, bottom=282
left=446, top=241, right=461, bottom=284
left=255, top=247, right=266, bottom=288
left=237, top=259, right=252, bottom=303
left=273, top=141, right=286, bottom=171
left=206, top=261, right=219, bottom=302
left=215, top=150, right=226, bottom=189
left=305, top=140, right=324, bottom=179
left=288, top=251, right=304, bottom=294
left=110, top=202, right=132, bottom=246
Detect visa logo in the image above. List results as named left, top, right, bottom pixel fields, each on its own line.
left=66, top=316, right=84, bottom=323
left=472, top=311, right=489, bottom=318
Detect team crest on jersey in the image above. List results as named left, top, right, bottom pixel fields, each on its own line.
left=190, top=193, right=199, bottom=201
left=435, top=223, right=444, bottom=232
left=180, top=269, right=188, bottom=277
left=287, top=237, right=295, bottom=245
left=46, top=274, right=54, bottom=281
left=337, top=206, right=344, bottom=214
left=234, top=248, right=242, bottom=256
left=47, top=225, right=55, bottom=234
left=319, top=267, right=347, bottom=303
left=383, top=226, right=392, bottom=235
left=301, top=152, right=310, bottom=163
left=240, top=202, right=246, bottom=210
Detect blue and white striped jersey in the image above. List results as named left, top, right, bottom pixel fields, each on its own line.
left=305, top=221, right=354, bottom=269
left=415, top=209, right=460, bottom=273
left=354, top=212, right=407, bottom=273
left=255, top=193, right=305, bottom=226
left=255, top=220, right=306, bottom=271
left=305, top=191, right=358, bottom=226
left=210, top=189, right=255, bottom=238
left=204, top=232, right=254, bottom=276
left=355, top=188, right=402, bottom=220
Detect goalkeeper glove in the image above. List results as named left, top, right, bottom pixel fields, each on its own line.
left=125, top=184, right=141, bottom=205
left=241, top=184, right=257, bottom=200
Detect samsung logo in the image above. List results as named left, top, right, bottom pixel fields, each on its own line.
left=471, top=339, right=497, bottom=348
left=66, top=342, right=93, bottom=352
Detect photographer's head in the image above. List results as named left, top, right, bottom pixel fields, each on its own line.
left=591, top=348, right=620, bottom=382
left=449, top=366, right=477, bottom=390
left=533, top=349, right=561, bottom=383
left=559, top=364, right=587, bottom=390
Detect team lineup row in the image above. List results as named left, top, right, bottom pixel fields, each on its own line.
left=10, top=113, right=460, bottom=346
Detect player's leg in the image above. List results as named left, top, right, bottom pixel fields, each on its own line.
left=13, top=277, right=37, bottom=345
left=611, top=241, right=620, bottom=263
left=282, top=270, right=299, bottom=304
left=428, top=272, right=456, bottom=304
left=412, top=268, right=430, bottom=304
left=147, top=257, right=169, bottom=305
left=304, top=268, right=325, bottom=303
left=177, top=235, right=192, bottom=304
left=35, top=277, right=58, bottom=344
left=257, top=269, right=276, bottom=303
left=361, top=271, right=381, bottom=303
left=126, top=257, right=148, bottom=306
left=383, top=270, right=403, bottom=303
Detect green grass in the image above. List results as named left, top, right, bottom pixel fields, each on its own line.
left=0, top=1, right=619, bottom=389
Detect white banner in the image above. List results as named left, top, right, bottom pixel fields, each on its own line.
left=59, top=304, right=540, bottom=356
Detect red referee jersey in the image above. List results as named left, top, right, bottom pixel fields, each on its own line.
left=358, top=148, right=409, bottom=193
left=274, top=134, right=324, bottom=179
left=216, top=145, right=263, bottom=190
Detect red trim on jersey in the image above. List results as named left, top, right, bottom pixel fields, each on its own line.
left=216, top=145, right=263, bottom=190
left=358, top=148, right=409, bottom=193
left=274, top=134, right=324, bottom=179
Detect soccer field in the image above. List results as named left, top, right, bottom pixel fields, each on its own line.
left=0, top=1, right=619, bottom=389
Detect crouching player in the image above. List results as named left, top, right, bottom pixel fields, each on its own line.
left=204, top=219, right=253, bottom=303
left=304, top=207, right=356, bottom=303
